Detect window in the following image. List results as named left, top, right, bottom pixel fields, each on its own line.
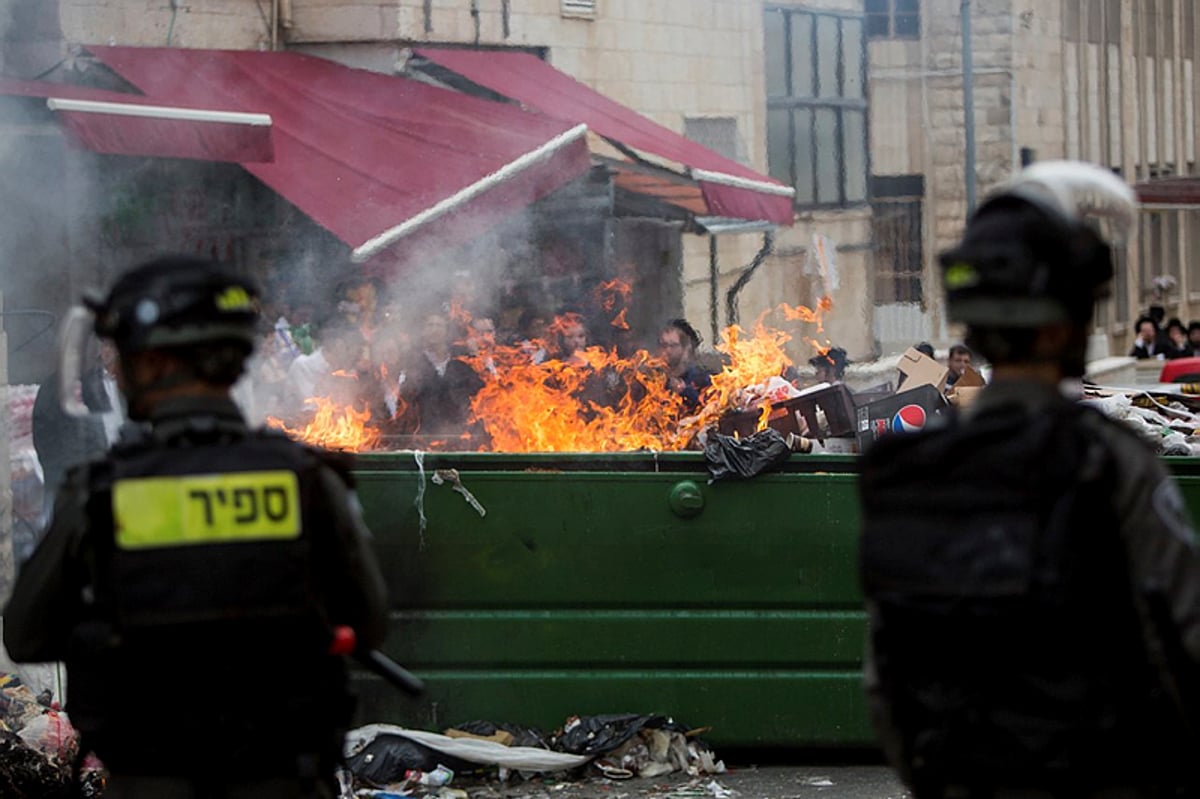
left=871, top=176, right=924, bottom=304
left=1185, top=0, right=1195, bottom=58
left=561, top=0, right=596, bottom=20
left=865, top=0, right=919, bottom=40
left=684, top=117, right=746, bottom=164
left=765, top=8, right=869, bottom=208
left=1141, top=0, right=1160, bottom=57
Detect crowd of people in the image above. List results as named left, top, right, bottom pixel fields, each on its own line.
left=235, top=274, right=733, bottom=442
left=232, top=268, right=993, bottom=447
left=1128, top=310, right=1200, bottom=359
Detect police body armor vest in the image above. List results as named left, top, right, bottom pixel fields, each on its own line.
left=66, top=421, right=354, bottom=776
left=860, top=399, right=1181, bottom=794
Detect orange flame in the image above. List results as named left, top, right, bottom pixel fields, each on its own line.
left=610, top=308, right=630, bottom=330
left=461, top=297, right=834, bottom=452
left=267, top=397, right=381, bottom=452
left=594, top=279, right=632, bottom=312
left=448, top=299, right=472, bottom=330
left=466, top=344, right=689, bottom=452
left=270, top=293, right=836, bottom=453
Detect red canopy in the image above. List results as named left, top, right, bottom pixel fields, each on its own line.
left=412, top=47, right=795, bottom=225
left=84, top=47, right=593, bottom=262
left=1, top=76, right=274, bottom=162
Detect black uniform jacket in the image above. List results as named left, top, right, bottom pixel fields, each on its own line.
left=3, top=395, right=389, bottom=776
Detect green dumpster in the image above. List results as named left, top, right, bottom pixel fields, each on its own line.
left=352, top=451, right=872, bottom=749
left=352, top=451, right=1200, bottom=750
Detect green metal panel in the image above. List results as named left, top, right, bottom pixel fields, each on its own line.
left=1165, top=458, right=1200, bottom=521
left=345, top=452, right=1200, bottom=748
left=350, top=452, right=873, bottom=748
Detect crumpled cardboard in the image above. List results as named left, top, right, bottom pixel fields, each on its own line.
left=946, top=365, right=986, bottom=407
left=896, top=347, right=950, bottom=392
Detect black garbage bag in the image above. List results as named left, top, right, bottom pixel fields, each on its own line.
left=0, top=729, right=72, bottom=799
left=344, top=733, right=474, bottom=786
left=704, top=427, right=791, bottom=482
left=551, top=714, right=686, bottom=756
left=451, top=719, right=552, bottom=749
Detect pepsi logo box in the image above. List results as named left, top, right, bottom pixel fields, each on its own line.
left=854, top=384, right=949, bottom=452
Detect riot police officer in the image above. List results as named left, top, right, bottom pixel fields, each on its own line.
left=3, top=256, right=389, bottom=798
left=858, top=162, right=1200, bottom=798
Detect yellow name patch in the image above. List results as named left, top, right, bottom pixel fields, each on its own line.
left=113, top=471, right=300, bottom=549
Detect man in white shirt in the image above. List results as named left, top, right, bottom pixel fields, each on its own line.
left=285, top=320, right=368, bottom=408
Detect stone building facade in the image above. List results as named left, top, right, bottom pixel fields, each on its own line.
left=870, top=0, right=1200, bottom=358
left=8, top=0, right=1194, bottom=367
left=1, top=0, right=876, bottom=366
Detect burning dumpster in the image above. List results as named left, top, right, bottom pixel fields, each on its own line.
left=258, top=296, right=881, bottom=749
left=341, top=383, right=1200, bottom=751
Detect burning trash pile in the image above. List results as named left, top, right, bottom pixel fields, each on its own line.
left=265, top=287, right=838, bottom=455
left=338, top=714, right=724, bottom=798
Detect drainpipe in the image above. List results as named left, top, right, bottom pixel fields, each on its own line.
left=280, top=0, right=294, bottom=32
left=962, top=0, right=977, bottom=217
left=709, top=235, right=719, bottom=344
left=725, top=232, right=775, bottom=329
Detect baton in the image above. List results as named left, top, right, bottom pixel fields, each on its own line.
left=355, top=648, right=425, bottom=696
left=330, top=626, right=425, bottom=696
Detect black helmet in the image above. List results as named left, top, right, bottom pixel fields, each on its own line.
left=87, top=256, right=260, bottom=353
left=938, top=161, right=1136, bottom=328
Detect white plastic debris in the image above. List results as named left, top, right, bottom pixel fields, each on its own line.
left=706, top=779, right=737, bottom=798
left=345, top=725, right=592, bottom=772
left=432, top=468, right=487, bottom=518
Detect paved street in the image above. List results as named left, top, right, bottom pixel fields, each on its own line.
left=459, top=765, right=910, bottom=799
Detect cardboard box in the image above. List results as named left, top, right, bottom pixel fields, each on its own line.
left=948, top=385, right=984, bottom=408
left=855, top=384, right=949, bottom=452
left=952, top=364, right=986, bottom=389
left=896, top=347, right=950, bottom=393
left=944, top=364, right=985, bottom=407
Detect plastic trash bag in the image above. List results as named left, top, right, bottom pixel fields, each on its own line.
left=16, top=711, right=77, bottom=765
left=344, top=733, right=469, bottom=785
left=703, top=428, right=791, bottom=482
left=0, top=728, right=73, bottom=799
left=550, top=714, right=685, bottom=756
left=449, top=719, right=552, bottom=749
left=1162, top=431, right=1192, bottom=455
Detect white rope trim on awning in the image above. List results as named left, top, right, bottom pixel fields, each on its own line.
left=691, top=167, right=796, bottom=198
left=351, top=122, right=589, bottom=263
left=47, top=97, right=273, bottom=127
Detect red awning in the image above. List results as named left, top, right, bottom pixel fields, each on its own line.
left=86, top=47, right=593, bottom=262
left=1, top=77, right=274, bottom=163
left=412, top=47, right=795, bottom=225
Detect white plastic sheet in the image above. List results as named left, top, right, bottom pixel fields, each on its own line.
left=344, top=725, right=593, bottom=772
